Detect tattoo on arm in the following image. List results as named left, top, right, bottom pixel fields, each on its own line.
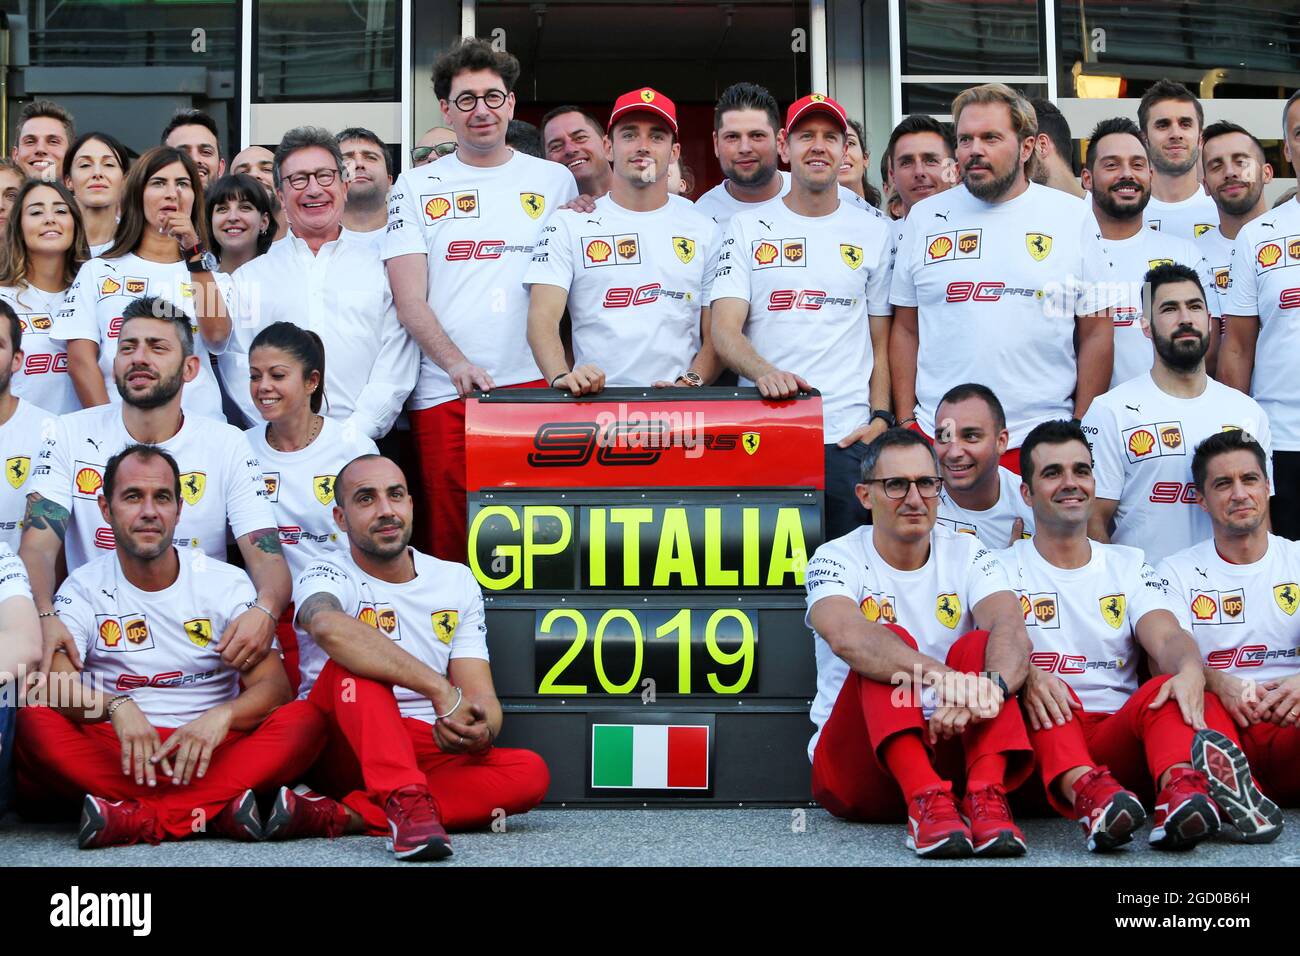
left=247, top=528, right=283, bottom=555
left=296, top=592, right=343, bottom=632
left=24, top=493, right=70, bottom=542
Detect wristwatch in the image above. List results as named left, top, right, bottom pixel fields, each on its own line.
left=990, top=672, right=1011, bottom=699
left=676, top=371, right=704, bottom=387
left=184, top=243, right=219, bottom=273
left=869, top=409, right=896, bottom=428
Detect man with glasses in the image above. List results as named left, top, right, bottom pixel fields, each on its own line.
left=201, top=126, right=418, bottom=440
left=411, top=127, right=458, bottom=167
left=384, top=39, right=577, bottom=563
left=804, top=427, right=1035, bottom=858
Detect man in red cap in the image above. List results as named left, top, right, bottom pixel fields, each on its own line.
left=710, top=93, right=896, bottom=539
left=525, top=88, right=722, bottom=394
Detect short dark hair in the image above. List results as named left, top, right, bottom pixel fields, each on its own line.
left=0, top=300, right=19, bottom=355
left=206, top=173, right=275, bottom=259
left=885, top=114, right=956, bottom=165
left=937, top=383, right=1007, bottom=433
left=859, top=427, right=940, bottom=482
left=1085, top=116, right=1144, bottom=169
left=335, top=453, right=390, bottom=499
left=250, top=321, right=328, bottom=414
left=103, top=443, right=181, bottom=503
left=1202, top=120, right=1267, bottom=167
left=1020, top=419, right=1092, bottom=488
left=17, top=99, right=74, bottom=141
left=507, top=119, right=543, bottom=158
left=1143, top=261, right=1206, bottom=315
left=1192, top=429, right=1269, bottom=493
left=336, top=126, right=392, bottom=179
left=1138, top=79, right=1203, bottom=133
left=273, top=126, right=344, bottom=191
left=1284, top=90, right=1300, bottom=136
left=541, top=105, right=606, bottom=140
left=1030, top=98, right=1074, bottom=171
left=432, top=38, right=520, bottom=103
left=160, top=108, right=220, bottom=149
left=63, top=131, right=130, bottom=183
left=714, top=82, right=780, bottom=133
left=120, top=296, right=194, bottom=357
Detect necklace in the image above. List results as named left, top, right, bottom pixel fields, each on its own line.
left=267, top=414, right=321, bottom=453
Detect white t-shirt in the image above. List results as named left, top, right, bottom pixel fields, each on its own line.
left=53, top=254, right=226, bottom=421
left=1159, top=534, right=1300, bottom=684
left=0, top=399, right=56, bottom=552
left=30, top=403, right=273, bottom=572
left=1081, top=372, right=1271, bottom=564
left=936, top=466, right=1035, bottom=549
left=245, top=417, right=379, bottom=581
left=383, top=151, right=579, bottom=411
left=292, top=548, right=490, bottom=724
left=1, top=284, right=78, bottom=414
left=995, top=537, right=1173, bottom=713
left=60, top=549, right=256, bottom=728
left=1080, top=222, right=1217, bottom=387
left=523, top=194, right=720, bottom=385
left=0, top=542, right=32, bottom=603
left=1194, top=222, right=1236, bottom=318
left=890, top=183, right=1091, bottom=445
left=802, top=524, right=1009, bottom=760
left=1223, top=198, right=1300, bottom=449
left=1146, top=191, right=1220, bottom=242
left=710, top=199, right=893, bottom=442
left=225, top=230, right=419, bottom=440
left=695, top=171, right=882, bottom=223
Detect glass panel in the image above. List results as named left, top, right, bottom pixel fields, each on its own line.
left=5, top=0, right=240, bottom=155
left=256, top=0, right=398, bottom=103
left=1058, top=1, right=1300, bottom=99
left=902, top=81, right=1047, bottom=115
left=901, top=0, right=1043, bottom=76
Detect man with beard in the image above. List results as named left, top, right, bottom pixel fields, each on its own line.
left=1079, top=118, right=1216, bottom=387
left=337, top=128, right=393, bottom=240
left=268, top=454, right=549, bottom=861
left=1220, top=90, right=1300, bottom=541
left=231, top=145, right=287, bottom=240
left=1082, top=264, right=1270, bottom=564
left=890, top=84, right=1106, bottom=469
left=695, top=83, right=881, bottom=225
left=542, top=107, right=613, bottom=198
left=1195, top=123, right=1273, bottom=317
left=19, top=297, right=289, bottom=680
left=1028, top=99, right=1085, bottom=201
left=1138, top=81, right=1218, bottom=240
left=161, top=109, right=226, bottom=190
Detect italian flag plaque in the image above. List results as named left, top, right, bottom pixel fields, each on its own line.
left=590, top=723, right=710, bottom=790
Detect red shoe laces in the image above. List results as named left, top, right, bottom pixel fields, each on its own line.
left=916, top=787, right=962, bottom=822
left=967, top=784, right=1010, bottom=819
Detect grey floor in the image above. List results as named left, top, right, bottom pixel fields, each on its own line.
left=5, top=808, right=1300, bottom=867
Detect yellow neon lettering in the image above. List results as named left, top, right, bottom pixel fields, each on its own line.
left=766, top=507, right=808, bottom=586
left=523, top=506, right=571, bottom=590
left=467, top=506, right=521, bottom=591
left=589, top=507, right=606, bottom=587
left=703, top=507, right=737, bottom=587
left=609, top=507, right=653, bottom=587
left=652, top=508, right=698, bottom=587
left=742, top=507, right=759, bottom=586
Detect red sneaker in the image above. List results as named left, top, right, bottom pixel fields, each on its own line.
left=1193, top=729, right=1284, bottom=844
left=383, top=785, right=453, bottom=861
left=961, top=782, right=1027, bottom=857
left=1149, top=767, right=1220, bottom=850
left=78, top=795, right=160, bottom=849
left=905, top=782, right=973, bottom=859
left=264, top=785, right=348, bottom=840
left=1072, top=767, right=1146, bottom=852
left=210, top=788, right=264, bottom=841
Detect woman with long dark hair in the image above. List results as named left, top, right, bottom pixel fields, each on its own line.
left=52, top=145, right=229, bottom=418
left=0, top=179, right=90, bottom=413
left=63, top=131, right=129, bottom=256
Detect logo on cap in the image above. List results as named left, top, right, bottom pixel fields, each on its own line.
left=640, top=89, right=655, bottom=103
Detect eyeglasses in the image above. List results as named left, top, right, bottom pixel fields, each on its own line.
left=863, top=476, right=944, bottom=499
left=283, top=168, right=338, bottom=190
left=411, top=142, right=457, bottom=164
left=451, top=90, right=508, bottom=112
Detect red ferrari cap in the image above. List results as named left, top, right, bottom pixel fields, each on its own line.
left=609, top=88, right=679, bottom=135
left=785, top=93, right=849, bottom=133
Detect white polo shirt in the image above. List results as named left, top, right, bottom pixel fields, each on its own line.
left=224, top=229, right=419, bottom=440
left=383, top=150, right=579, bottom=411
left=59, top=549, right=256, bottom=727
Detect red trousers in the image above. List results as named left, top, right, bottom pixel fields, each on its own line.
left=1240, top=722, right=1300, bottom=807
left=811, top=625, right=1034, bottom=822
left=907, top=421, right=1020, bottom=475
left=409, top=378, right=546, bottom=564
left=276, top=603, right=300, bottom=695
left=1028, top=675, right=1241, bottom=815
left=305, top=659, right=549, bottom=832
left=14, top=700, right=325, bottom=840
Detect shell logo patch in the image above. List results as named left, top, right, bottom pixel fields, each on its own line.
left=754, top=242, right=778, bottom=266
left=99, top=618, right=122, bottom=647
left=1257, top=243, right=1282, bottom=268
left=358, top=606, right=379, bottom=628
left=586, top=239, right=612, bottom=263
left=1191, top=593, right=1218, bottom=620
left=927, top=235, right=953, bottom=260
left=75, top=466, right=103, bottom=496
left=861, top=595, right=880, bottom=622
left=98, top=277, right=121, bottom=298
left=1127, top=429, right=1156, bottom=457
left=424, top=196, right=451, bottom=221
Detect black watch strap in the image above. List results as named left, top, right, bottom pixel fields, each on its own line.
left=870, top=409, right=897, bottom=428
